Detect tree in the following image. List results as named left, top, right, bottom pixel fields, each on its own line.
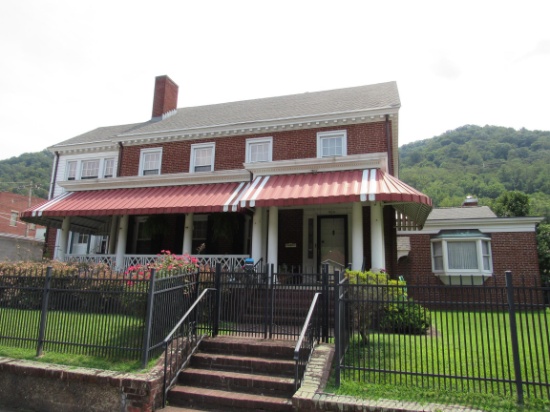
left=537, top=223, right=550, bottom=283
left=492, top=191, right=530, bottom=217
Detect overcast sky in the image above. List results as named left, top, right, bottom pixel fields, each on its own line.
left=0, top=0, right=549, bottom=161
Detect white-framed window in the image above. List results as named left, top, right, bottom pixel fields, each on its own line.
left=64, top=157, right=115, bottom=180
left=246, top=137, right=272, bottom=163
left=317, top=130, right=347, bottom=158
left=103, top=158, right=115, bottom=178
left=81, top=159, right=100, bottom=179
left=190, top=143, right=215, bottom=173
left=76, top=233, right=89, bottom=244
left=10, top=211, right=17, bottom=227
left=139, top=148, right=162, bottom=176
left=431, top=230, right=493, bottom=284
left=66, top=161, right=77, bottom=180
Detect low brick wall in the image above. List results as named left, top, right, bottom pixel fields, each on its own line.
left=0, top=357, right=164, bottom=412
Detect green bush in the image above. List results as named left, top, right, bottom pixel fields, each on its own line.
left=379, top=301, right=431, bottom=335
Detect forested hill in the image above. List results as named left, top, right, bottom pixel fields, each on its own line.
left=0, top=125, right=549, bottom=216
left=0, top=150, right=53, bottom=199
left=399, top=125, right=550, bottom=216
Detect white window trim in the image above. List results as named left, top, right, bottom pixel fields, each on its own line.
left=246, top=137, right=273, bottom=163
left=139, top=148, right=163, bottom=176
left=190, top=142, right=215, bottom=173
left=64, top=157, right=116, bottom=180
left=431, top=236, right=493, bottom=278
left=317, top=130, right=347, bottom=158
left=80, top=159, right=100, bottom=180
left=103, top=158, right=115, bottom=178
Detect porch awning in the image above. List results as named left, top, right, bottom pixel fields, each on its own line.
left=239, top=169, right=433, bottom=229
left=20, top=182, right=250, bottom=232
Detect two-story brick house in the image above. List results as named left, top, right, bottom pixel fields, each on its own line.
left=21, top=75, right=432, bottom=273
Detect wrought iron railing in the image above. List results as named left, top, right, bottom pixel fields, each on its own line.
left=161, top=288, right=215, bottom=407
left=293, top=292, right=322, bottom=391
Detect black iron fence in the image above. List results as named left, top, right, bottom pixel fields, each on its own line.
left=199, top=264, right=334, bottom=340
left=0, top=266, right=199, bottom=367
left=334, top=271, right=550, bottom=404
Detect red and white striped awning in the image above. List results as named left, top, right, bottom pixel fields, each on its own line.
left=238, top=169, right=432, bottom=228
left=21, top=169, right=432, bottom=231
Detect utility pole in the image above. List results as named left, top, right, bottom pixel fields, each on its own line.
left=26, top=181, right=32, bottom=238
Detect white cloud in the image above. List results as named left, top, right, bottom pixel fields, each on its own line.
left=0, top=0, right=549, bottom=160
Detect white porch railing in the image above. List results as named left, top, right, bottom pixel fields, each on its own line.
left=64, top=254, right=250, bottom=271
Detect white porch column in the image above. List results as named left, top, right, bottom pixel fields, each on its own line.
left=267, top=206, right=278, bottom=271
left=57, top=217, right=71, bottom=261
left=115, top=215, right=129, bottom=271
left=352, top=202, right=364, bottom=271
left=182, top=213, right=194, bottom=254
left=370, top=202, right=385, bottom=271
left=251, top=207, right=264, bottom=265
left=108, top=216, right=118, bottom=254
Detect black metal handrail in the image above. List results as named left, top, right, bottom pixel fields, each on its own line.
left=293, top=292, right=322, bottom=391
left=162, top=287, right=215, bottom=407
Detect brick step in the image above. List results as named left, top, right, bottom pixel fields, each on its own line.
left=199, top=336, right=296, bottom=359
left=179, top=367, right=295, bottom=396
left=167, top=385, right=293, bottom=412
left=190, top=352, right=295, bottom=376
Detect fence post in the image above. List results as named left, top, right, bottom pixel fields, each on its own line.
left=213, top=263, right=221, bottom=337
left=334, top=268, right=341, bottom=387
left=36, top=266, right=52, bottom=357
left=505, top=270, right=524, bottom=405
left=322, top=266, right=330, bottom=342
left=141, top=269, right=157, bottom=368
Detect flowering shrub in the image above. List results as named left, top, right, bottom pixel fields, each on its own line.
left=0, top=259, right=110, bottom=277
left=124, top=250, right=198, bottom=280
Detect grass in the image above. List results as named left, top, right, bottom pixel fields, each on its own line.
left=326, top=309, right=550, bottom=412
left=0, top=308, right=154, bottom=372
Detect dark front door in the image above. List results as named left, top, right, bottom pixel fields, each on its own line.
left=318, top=215, right=348, bottom=273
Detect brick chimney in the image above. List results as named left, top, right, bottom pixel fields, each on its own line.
left=152, top=75, right=179, bottom=118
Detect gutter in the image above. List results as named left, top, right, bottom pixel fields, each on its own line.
left=49, top=152, right=60, bottom=200
left=385, top=115, right=393, bottom=175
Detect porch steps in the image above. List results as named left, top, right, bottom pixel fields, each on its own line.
left=165, top=336, right=295, bottom=411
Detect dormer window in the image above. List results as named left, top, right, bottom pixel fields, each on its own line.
left=190, top=143, right=215, bottom=173
left=246, top=137, right=272, bottom=163
left=317, top=130, right=347, bottom=158
left=139, top=148, right=162, bottom=176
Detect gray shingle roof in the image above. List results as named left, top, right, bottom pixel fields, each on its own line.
left=428, top=206, right=497, bottom=220
left=51, top=82, right=400, bottom=147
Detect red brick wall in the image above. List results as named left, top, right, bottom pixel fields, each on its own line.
left=119, top=122, right=389, bottom=177
left=396, top=231, right=542, bottom=305
left=0, top=192, right=45, bottom=238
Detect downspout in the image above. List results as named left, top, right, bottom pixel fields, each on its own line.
left=385, top=115, right=393, bottom=176
left=117, top=142, right=124, bottom=177
left=49, top=151, right=60, bottom=200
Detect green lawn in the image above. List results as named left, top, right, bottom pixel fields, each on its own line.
left=0, top=308, right=147, bottom=370
left=328, top=309, right=550, bottom=412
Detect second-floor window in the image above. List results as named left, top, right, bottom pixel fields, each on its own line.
left=246, top=137, right=272, bottom=163
left=317, top=130, right=347, bottom=158
left=10, top=211, right=17, bottom=227
left=66, top=161, right=77, bottom=180
left=103, top=158, right=115, bottom=178
left=190, top=143, right=215, bottom=173
left=64, top=158, right=115, bottom=181
left=139, top=148, right=162, bottom=176
left=81, top=160, right=100, bottom=179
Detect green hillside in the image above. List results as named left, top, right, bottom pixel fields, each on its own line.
left=0, top=125, right=549, bottom=217
left=0, top=150, right=53, bottom=199
left=399, top=125, right=550, bottom=217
